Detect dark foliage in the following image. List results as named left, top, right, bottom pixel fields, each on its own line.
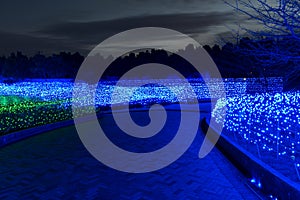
left=0, top=37, right=296, bottom=88
left=0, top=52, right=84, bottom=80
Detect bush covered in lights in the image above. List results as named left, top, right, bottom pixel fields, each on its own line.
left=0, top=78, right=283, bottom=136
left=213, top=92, right=300, bottom=182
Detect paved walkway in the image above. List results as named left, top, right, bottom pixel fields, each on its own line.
left=0, top=109, right=260, bottom=199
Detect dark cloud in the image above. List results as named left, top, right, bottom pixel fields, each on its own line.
left=30, top=11, right=236, bottom=53
left=0, top=10, right=239, bottom=55
left=0, top=31, right=84, bottom=56
left=37, top=11, right=235, bottom=38
left=0, top=0, right=241, bottom=55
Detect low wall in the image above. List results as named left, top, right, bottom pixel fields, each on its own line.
left=0, top=119, right=74, bottom=148
left=201, top=118, right=300, bottom=200
left=0, top=110, right=112, bottom=148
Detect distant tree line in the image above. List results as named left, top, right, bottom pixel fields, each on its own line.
left=0, top=52, right=84, bottom=80
left=0, top=38, right=297, bottom=89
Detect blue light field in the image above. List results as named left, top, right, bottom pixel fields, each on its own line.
left=1, top=77, right=298, bottom=186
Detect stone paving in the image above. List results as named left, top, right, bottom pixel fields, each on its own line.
left=0, top=110, right=260, bottom=199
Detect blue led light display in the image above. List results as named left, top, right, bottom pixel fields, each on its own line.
left=213, top=91, right=300, bottom=181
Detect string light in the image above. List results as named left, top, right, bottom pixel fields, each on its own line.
left=0, top=78, right=282, bottom=132
left=213, top=91, right=300, bottom=182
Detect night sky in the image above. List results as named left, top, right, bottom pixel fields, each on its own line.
left=0, top=0, right=254, bottom=55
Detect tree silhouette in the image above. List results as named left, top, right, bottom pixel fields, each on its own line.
left=226, top=0, right=300, bottom=89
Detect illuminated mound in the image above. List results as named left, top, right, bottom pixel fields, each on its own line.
left=0, top=95, right=73, bottom=135
left=0, top=95, right=38, bottom=106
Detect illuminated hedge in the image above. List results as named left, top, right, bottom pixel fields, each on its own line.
left=213, top=92, right=300, bottom=182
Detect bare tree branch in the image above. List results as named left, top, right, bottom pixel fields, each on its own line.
left=224, top=0, right=300, bottom=88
